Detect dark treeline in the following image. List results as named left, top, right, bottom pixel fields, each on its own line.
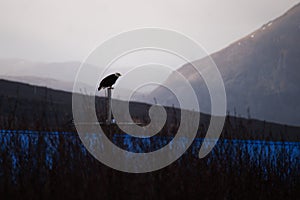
left=0, top=79, right=299, bottom=142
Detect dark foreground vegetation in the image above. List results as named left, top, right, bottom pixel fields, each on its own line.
left=0, top=80, right=299, bottom=199
left=0, top=130, right=299, bottom=200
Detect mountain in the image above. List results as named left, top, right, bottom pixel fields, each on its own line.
left=0, top=59, right=82, bottom=91
left=0, top=75, right=76, bottom=92
left=0, top=58, right=82, bottom=82
left=152, top=3, right=300, bottom=126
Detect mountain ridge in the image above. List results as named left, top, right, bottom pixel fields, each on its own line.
left=152, top=3, right=300, bottom=126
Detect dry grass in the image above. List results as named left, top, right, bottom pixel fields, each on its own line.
left=0, top=129, right=299, bottom=200
left=0, top=93, right=299, bottom=199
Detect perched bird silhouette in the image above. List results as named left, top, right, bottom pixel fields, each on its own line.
left=98, top=72, right=121, bottom=91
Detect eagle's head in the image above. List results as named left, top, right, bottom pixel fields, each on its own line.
left=115, top=72, right=122, bottom=77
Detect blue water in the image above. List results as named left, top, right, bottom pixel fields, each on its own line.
left=0, top=129, right=299, bottom=178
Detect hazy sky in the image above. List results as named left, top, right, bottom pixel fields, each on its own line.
left=0, top=0, right=300, bottom=62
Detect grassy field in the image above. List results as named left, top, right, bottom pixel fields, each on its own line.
left=0, top=130, right=299, bottom=199
left=0, top=79, right=299, bottom=199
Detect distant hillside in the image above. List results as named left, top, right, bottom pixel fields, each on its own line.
left=152, top=3, right=300, bottom=126
left=0, top=79, right=299, bottom=141
left=0, top=59, right=81, bottom=83
left=0, top=59, right=147, bottom=100
left=0, top=75, right=76, bottom=92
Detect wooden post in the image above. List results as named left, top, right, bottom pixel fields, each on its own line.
left=107, top=87, right=112, bottom=125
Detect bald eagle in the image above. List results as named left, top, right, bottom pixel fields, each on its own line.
left=98, top=72, right=121, bottom=91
